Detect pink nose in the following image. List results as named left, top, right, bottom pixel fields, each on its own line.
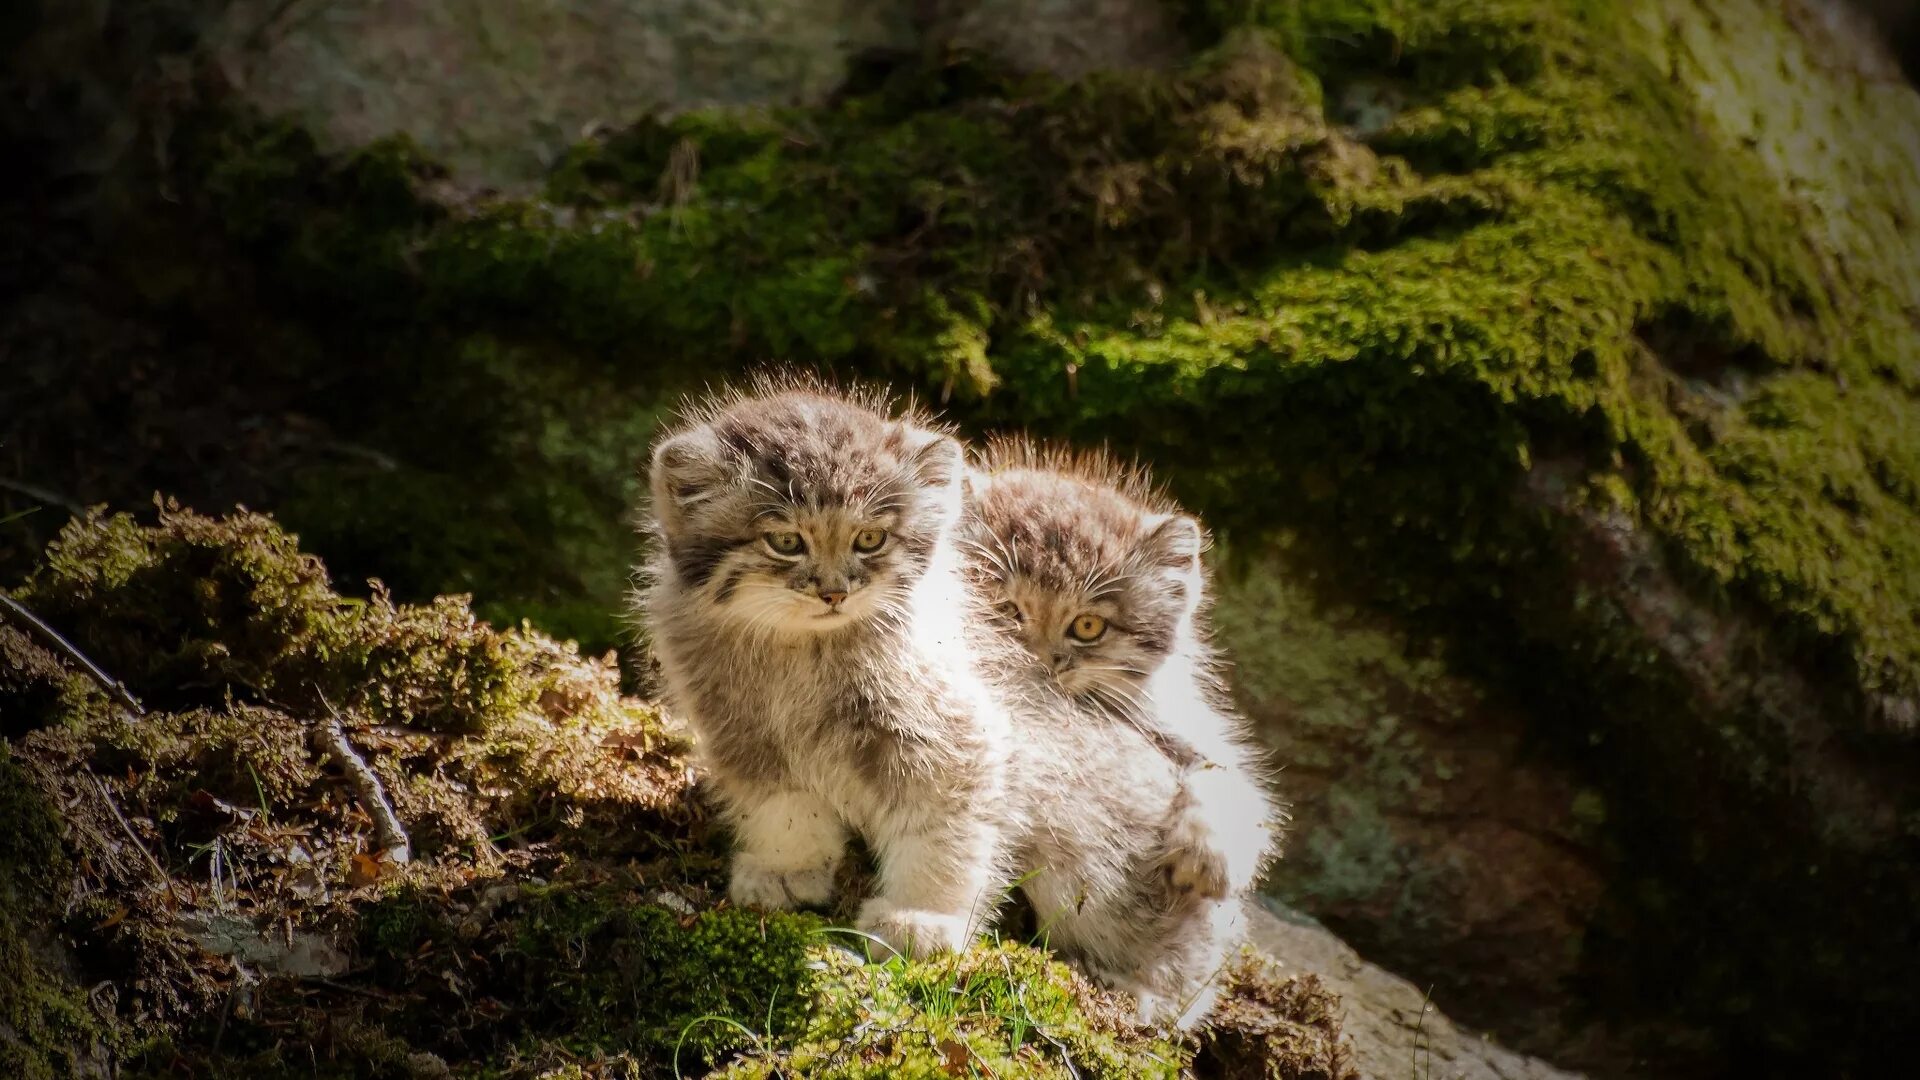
left=819, top=590, right=848, bottom=607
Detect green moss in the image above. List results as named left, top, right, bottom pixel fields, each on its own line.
left=15, top=503, right=552, bottom=734
left=349, top=881, right=823, bottom=1070
left=0, top=624, right=113, bottom=740
left=159, top=1, right=1920, bottom=716
left=514, top=890, right=822, bottom=1063
left=720, top=941, right=1182, bottom=1079
left=0, top=745, right=114, bottom=1080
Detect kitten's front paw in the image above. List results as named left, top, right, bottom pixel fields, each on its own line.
left=855, top=900, right=969, bottom=959
left=1163, top=816, right=1232, bottom=900
left=729, top=854, right=837, bottom=910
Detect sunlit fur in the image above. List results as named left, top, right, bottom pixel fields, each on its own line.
left=638, top=379, right=1245, bottom=1029
left=640, top=376, right=1015, bottom=958
left=967, top=436, right=1284, bottom=1024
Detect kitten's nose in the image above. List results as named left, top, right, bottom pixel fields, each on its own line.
left=819, top=589, right=848, bottom=608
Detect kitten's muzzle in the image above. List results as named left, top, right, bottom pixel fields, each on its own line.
left=818, top=589, right=849, bottom=609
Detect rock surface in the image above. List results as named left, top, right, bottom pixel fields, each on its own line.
left=1245, top=898, right=1583, bottom=1080
left=1215, top=556, right=1612, bottom=1060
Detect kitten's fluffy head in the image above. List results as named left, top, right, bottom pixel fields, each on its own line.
left=967, top=440, right=1205, bottom=709
left=648, top=382, right=963, bottom=636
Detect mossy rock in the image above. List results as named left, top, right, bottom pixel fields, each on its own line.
left=125, top=0, right=1919, bottom=722
left=4, top=0, right=1918, bottom=1073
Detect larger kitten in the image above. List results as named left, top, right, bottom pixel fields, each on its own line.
left=966, top=439, right=1278, bottom=909
left=641, top=382, right=1016, bottom=957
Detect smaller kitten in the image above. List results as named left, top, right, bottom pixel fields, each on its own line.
left=966, top=439, right=1277, bottom=904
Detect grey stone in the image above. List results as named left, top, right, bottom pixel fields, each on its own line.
left=1245, top=897, right=1584, bottom=1080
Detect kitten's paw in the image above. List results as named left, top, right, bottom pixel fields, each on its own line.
left=728, top=854, right=837, bottom=910
left=1129, top=988, right=1176, bottom=1028
left=855, top=900, right=969, bottom=959
left=1163, top=817, right=1232, bottom=900
left=1127, top=983, right=1220, bottom=1032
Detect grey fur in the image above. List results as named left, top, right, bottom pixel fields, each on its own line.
left=637, top=381, right=1267, bottom=1029
left=966, top=437, right=1285, bottom=1025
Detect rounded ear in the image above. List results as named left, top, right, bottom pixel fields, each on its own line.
left=1143, top=513, right=1205, bottom=572
left=648, top=426, right=731, bottom=531
left=908, top=430, right=965, bottom=490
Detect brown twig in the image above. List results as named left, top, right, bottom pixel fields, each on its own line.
left=0, top=476, right=87, bottom=516
left=310, top=694, right=412, bottom=864
left=1, top=593, right=146, bottom=717
left=85, top=767, right=179, bottom=900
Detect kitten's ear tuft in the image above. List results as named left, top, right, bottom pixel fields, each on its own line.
left=908, top=431, right=965, bottom=489
left=1144, top=513, right=1206, bottom=571
left=648, top=426, right=732, bottom=529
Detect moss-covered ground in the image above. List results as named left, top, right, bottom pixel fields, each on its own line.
left=3, top=0, right=1917, bottom=1072
left=0, top=508, right=1344, bottom=1078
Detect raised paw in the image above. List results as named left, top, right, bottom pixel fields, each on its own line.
left=729, top=854, right=837, bottom=910
left=855, top=899, right=969, bottom=959
left=1163, top=816, right=1232, bottom=900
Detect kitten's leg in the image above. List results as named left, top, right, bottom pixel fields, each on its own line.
left=1113, top=897, right=1244, bottom=1031
left=1162, top=762, right=1274, bottom=899
left=857, top=815, right=1005, bottom=958
left=727, top=788, right=849, bottom=910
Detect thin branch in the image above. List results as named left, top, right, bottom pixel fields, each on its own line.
left=85, top=768, right=178, bottom=900
left=0, top=593, right=145, bottom=717
left=0, top=476, right=86, bottom=516
left=310, top=695, right=412, bottom=864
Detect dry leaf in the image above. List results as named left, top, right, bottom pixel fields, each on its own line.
left=348, top=852, right=383, bottom=887
left=939, top=1037, right=971, bottom=1076
left=93, top=904, right=130, bottom=931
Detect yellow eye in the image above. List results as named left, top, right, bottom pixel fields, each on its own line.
left=853, top=528, right=888, bottom=553
left=1067, top=614, right=1108, bottom=643
left=765, top=531, right=805, bottom=556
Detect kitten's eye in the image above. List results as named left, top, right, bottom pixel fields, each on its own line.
left=1067, top=614, right=1108, bottom=643
left=853, top=528, right=888, bottom=553
left=764, top=531, right=806, bottom=556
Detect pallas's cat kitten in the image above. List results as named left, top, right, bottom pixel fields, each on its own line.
left=642, top=382, right=1250, bottom=1027
left=641, top=382, right=1020, bottom=957
left=966, top=439, right=1278, bottom=905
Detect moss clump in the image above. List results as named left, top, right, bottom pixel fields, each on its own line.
left=1194, top=954, right=1357, bottom=1080
left=15, top=500, right=536, bottom=734
left=12, top=504, right=695, bottom=859
left=0, top=743, right=116, bottom=1080
left=347, top=879, right=823, bottom=1070
left=0, top=504, right=705, bottom=1071
left=513, top=891, right=822, bottom=1063
left=718, top=941, right=1184, bottom=1079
